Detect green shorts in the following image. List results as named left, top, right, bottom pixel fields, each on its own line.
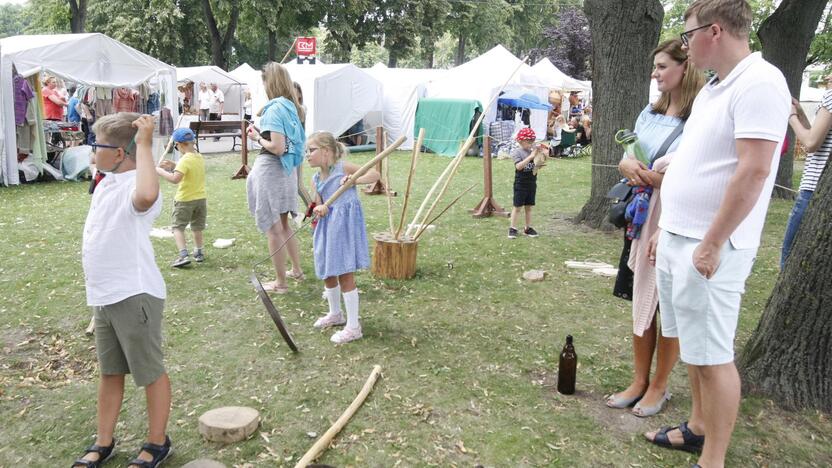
left=93, top=294, right=166, bottom=387
left=172, top=198, right=207, bottom=231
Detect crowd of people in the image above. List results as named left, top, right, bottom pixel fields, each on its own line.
left=66, top=1, right=831, bottom=467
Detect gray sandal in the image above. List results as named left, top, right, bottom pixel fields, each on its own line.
left=632, top=390, right=671, bottom=417
left=605, top=392, right=643, bottom=408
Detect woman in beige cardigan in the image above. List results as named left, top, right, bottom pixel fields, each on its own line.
left=606, top=39, right=705, bottom=417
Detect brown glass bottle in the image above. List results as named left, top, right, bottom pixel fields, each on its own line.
left=557, top=335, right=577, bottom=395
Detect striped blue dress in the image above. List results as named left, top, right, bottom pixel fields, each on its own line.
left=312, top=161, right=370, bottom=279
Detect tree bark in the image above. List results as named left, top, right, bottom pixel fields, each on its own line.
left=577, top=0, right=664, bottom=229
left=388, top=54, right=398, bottom=68
left=69, top=0, right=87, bottom=33
left=201, top=0, right=240, bottom=69
left=758, top=0, right=827, bottom=199
left=455, top=34, right=466, bottom=66
left=267, top=29, right=277, bottom=62
left=738, top=163, right=832, bottom=413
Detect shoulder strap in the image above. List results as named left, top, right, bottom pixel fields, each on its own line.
left=651, top=121, right=685, bottom=163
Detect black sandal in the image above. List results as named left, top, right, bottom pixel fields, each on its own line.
left=126, top=436, right=172, bottom=467
left=647, top=421, right=704, bottom=453
left=71, top=439, right=116, bottom=467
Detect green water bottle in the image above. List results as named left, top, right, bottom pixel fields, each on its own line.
left=615, top=129, right=650, bottom=166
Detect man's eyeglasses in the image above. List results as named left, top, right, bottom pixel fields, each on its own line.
left=90, top=143, right=121, bottom=151
left=680, top=23, right=713, bottom=47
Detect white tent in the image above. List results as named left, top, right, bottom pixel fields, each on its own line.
left=177, top=65, right=244, bottom=115
left=532, top=58, right=590, bottom=92
left=425, top=45, right=551, bottom=141
left=281, top=62, right=383, bottom=138
left=365, top=63, right=447, bottom=150
left=0, top=33, right=177, bottom=185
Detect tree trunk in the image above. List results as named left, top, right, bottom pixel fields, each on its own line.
left=69, top=0, right=87, bottom=33
left=455, top=34, right=466, bottom=66
left=267, top=30, right=277, bottom=62
left=388, top=54, right=398, bottom=68
left=201, top=0, right=240, bottom=70
left=577, top=0, right=664, bottom=229
left=758, top=0, right=827, bottom=199
left=738, top=163, right=832, bottom=413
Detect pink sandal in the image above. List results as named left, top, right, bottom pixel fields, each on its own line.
left=331, top=326, right=363, bottom=344
left=314, top=313, right=346, bottom=329
left=287, top=270, right=305, bottom=281
left=262, top=281, right=289, bottom=294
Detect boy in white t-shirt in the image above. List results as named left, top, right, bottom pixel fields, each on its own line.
left=72, top=113, right=173, bottom=467
left=643, top=1, right=789, bottom=467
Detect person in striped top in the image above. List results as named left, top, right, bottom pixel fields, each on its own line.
left=782, top=84, right=832, bottom=267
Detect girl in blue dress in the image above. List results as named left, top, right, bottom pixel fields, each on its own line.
left=307, top=132, right=379, bottom=344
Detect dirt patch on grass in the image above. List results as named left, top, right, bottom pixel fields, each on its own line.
left=1, top=328, right=95, bottom=389
left=529, top=368, right=653, bottom=439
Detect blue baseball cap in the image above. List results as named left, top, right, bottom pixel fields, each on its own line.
left=172, top=128, right=196, bottom=143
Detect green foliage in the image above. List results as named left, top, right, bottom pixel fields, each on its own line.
left=86, top=0, right=187, bottom=66
left=445, top=0, right=513, bottom=64
left=0, top=4, right=27, bottom=39
left=808, top=5, right=832, bottom=67
left=662, top=0, right=777, bottom=51
left=21, top=0, right=71, bottom=34
left=320, top=0, right=379, bottom=63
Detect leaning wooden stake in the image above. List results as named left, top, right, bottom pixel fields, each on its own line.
left=414, top=184, right=477, bottom=241
left=295, top=365, right=383, bottom=468
left=383, top=158, right=395, bottom=234
left=395, top=128, right=425, bottom=240
left=85, top=315, right=95, bottom=336
left=324, top=136, right=406, bottom=206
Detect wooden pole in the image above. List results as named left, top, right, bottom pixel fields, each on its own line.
left=280, top=38, right=298, bottom=64
left=232, top=119, right=250, bottom=179
left=395, top=128, right=425, bottom=240
left=364, top=127, right=396, bottom=196
left=294, top=365, right=382, bottom=468
left=384, top=158, right=395, bottom=234
left=470, top=135, right=508, bottom=217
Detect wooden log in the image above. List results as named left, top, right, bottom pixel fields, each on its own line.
left=198, top=406, right=260, bottom=443
left=371, top=233, right=418, bottom=279
left=295, top=365, right=382, bottom=468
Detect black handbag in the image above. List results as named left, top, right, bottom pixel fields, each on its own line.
left=606, top=120, right=685, bottom=228
left=607, top=180, right=634, bottom=228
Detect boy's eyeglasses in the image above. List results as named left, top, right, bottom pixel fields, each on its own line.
left=680, top=23, right=713, bottom=47
left=90, top=143, right=121, bottom=151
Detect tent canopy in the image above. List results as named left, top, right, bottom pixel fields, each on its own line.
left=282, top=62, right=383, bottom=137
left=498, top=91, right=552, bottom=110
left=1, top=33, right=175, bottom=87
left=365, top=63, right=447, bottom=150
left=426, top=45, right=551, bottom=141
left=414, top=98, right=483, bottom=156
left=177, top=65, right=244, bottom=114
left=531, top=58, right=590, bottom=92
left=0, top=33, right=178, bottom=186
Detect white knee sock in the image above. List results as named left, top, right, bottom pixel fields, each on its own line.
left=343, top=289, right=360, bottom=329
left=324, top=285, right=341, bottom=317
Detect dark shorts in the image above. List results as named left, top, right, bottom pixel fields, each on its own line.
left=513, top=172, right=537, bottom=207
left=94, top=294, right=166, bottom=387
left=172, top=198, right=207, bottom=231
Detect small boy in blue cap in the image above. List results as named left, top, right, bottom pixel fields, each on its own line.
left=156, top=128, right=207, bottom=267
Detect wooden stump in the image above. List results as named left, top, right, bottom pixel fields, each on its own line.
left=198, top=406, right=260, bottom=443
left=371, top=233, right=418, bottom=279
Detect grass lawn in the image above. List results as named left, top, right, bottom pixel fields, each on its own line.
left=0, top=150, right=830, bottom=467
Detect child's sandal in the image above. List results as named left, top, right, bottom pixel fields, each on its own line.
left=71, top=439, right=116, bottom=467
left=127, top=436, right=172, bottom=468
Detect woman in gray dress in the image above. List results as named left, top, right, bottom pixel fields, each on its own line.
left=246, top=63, right=306, bottom=293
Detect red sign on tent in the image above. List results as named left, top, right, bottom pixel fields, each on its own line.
left=296, top=37, right=316, bottom=56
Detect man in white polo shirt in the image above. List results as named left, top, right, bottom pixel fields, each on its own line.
left=643, top=1, right=789, bottom=467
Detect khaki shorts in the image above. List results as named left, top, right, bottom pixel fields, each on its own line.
left=94, top=294, right=166, bottom=387
left=172, top=198, right=207, bottom=231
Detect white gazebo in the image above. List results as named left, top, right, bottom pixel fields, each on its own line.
left=0, top=33, right=178, bottom=185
